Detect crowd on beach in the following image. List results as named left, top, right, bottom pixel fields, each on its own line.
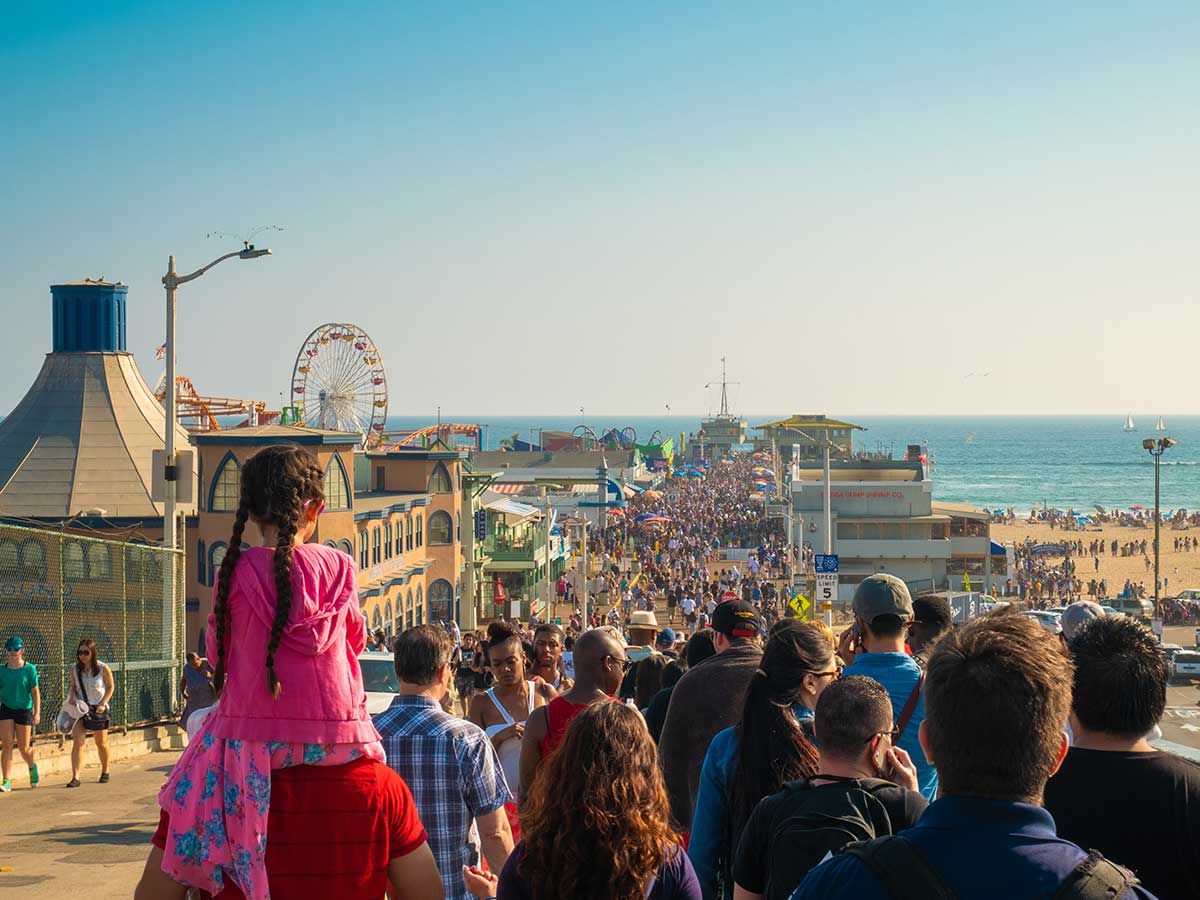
left=4, top=444, right=1192, bottom=899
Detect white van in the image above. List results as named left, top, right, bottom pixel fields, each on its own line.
left=1112, top=596, right=1155, bottom=618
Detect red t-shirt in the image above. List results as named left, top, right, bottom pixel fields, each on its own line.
left=152, top=758, right=427, bottom=899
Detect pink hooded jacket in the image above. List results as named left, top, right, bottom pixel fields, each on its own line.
left=205, top=542, right=380, bottom=745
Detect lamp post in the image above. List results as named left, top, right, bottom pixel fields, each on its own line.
left=1142, top=435, right=1176, bottom=614
left=160, top=243, right=271, bottom=578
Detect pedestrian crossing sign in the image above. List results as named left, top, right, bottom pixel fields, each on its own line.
left=963, top=573, right=972, bottom=591
left=789, top=591, right=810, bottom=618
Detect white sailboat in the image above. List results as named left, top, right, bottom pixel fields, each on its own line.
left=1123, top=415, right=1135, bottom=432
left=1156, top=416, right=1166, bottom=431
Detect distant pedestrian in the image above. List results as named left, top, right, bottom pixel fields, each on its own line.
left=66, top=638, right=113, bottom=788
left=0, top=635, right=40, bottom=792
left=178, top=651, right=216, bottom=734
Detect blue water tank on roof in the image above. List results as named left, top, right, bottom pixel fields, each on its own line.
left=50, top=280, right=128, bottom=352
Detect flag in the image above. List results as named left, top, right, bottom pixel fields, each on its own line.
left=155, top=343, right=166, bottom=360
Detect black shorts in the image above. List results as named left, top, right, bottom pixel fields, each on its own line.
left=0, top=704, right=34, bottom=727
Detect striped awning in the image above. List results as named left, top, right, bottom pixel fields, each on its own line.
left=489, top=483, right=529, bottom=494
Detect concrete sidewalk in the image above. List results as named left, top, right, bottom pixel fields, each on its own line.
left=0, top=749, right=182, bottom=897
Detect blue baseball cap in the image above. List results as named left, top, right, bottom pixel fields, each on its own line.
left=656, top=627, right=677, bottom=649
left=4, top=635, right=23, bottom=651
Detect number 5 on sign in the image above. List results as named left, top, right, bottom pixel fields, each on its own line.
left=816, top=572, right=838, bottom=611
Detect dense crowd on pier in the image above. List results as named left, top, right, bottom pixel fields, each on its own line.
left=93, top=444, right=1200, bottom=900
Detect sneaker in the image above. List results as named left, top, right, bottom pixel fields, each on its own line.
left=98, top=773, right=109, bottom=784
left=29, top=765, right=38, bottom=788
left=1, top=778, right=10, bottom=793
left=65, top=778, right=80, bottom=788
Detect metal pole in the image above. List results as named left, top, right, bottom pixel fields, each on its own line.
left=823, top=437, right=833, bottom=628
left=543, top=487, right=552, bottom=620
left=1154, top=450, right=1161, bottom=613
left=581, top=517, right=589, bottom=626
left=163, top=257, right=178, bottom=654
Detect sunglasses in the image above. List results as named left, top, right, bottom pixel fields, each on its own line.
left=869, top=724, right=902, bottom=744
left=604, top=654, right=633, bottom=672
left=77, top=650, right=91, bottom=656
left=807, top=664, right=843, bottom=679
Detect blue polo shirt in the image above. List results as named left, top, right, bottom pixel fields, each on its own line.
left=790, top=796, right=1156, bottom=899
left=841, top=651, right=937, bottom=800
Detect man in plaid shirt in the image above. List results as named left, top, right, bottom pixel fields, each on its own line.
left=376, top=625, right=514, bottom=900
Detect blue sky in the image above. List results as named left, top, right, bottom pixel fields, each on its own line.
left=2, top=1, right=1197, bottom=417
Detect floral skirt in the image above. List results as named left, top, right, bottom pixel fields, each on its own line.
left=156, top=715, right=384, bottom=900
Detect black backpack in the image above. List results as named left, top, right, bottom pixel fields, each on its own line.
left=750, top=776, right=901, bottom=900
left=841, top=835, right=1140, bottom=900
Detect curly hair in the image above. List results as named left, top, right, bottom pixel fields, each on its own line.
left=519, top=702, right=674, bottom=899
left=211, top=445, right=325, bottom=699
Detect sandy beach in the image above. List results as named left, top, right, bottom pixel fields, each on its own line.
left=992, top=519, right=1200, bottom=597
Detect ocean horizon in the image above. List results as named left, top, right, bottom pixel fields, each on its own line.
left=384, top=414, right=1200, bottom=515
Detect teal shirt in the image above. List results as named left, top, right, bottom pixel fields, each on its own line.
left=0, top=662, right=38, bottom=710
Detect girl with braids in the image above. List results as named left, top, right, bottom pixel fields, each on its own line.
left=154, top=446, right=389, bottom=900
left=463, top=701, right=700, bottom=900
left=687, top=620, right=830, bottom=899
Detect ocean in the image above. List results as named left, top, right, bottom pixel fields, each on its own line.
left=384, top=414, right=1200, bottom=514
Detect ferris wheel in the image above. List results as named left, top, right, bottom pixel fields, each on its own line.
left=290, top=323, right=388, bottom=445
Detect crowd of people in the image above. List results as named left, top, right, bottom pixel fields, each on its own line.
left=102, top=443, right=1199, bottom=899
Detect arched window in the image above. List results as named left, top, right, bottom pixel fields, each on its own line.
left=384, top=523, right=393, bottom=560
left=416, top=584, right=424, bottom=625
left=20, top=540, right=45, bottom=581
left=372, top=606, right=382, bottom=631
left=384, top=600, right=394, bottom=638
left=210, top=543, right=228, bottom=580
left=428, top=579, right=453, bottom=623
left=428, top=463, right=451, bottom=493
left=337, top=539, right=354, bottom=557
left=0, top=540, right=17, bottom=575
left=428, top=511, right=452, bottom=545
left=359, top=532, right=369, bottom=570
left=415, top=515, right=423, bottom=547
left=396, top=519, right=404, bottom=556
left=406, top=588, right=413, bottom=630
left=197, top=539, right=207, bottom=585
left=372, top=527, right=381, bottom=565
left=456, top=512, right=461, bottom=542
left=87, top=543, right=112, bottom=580
left=323, top=454, right=351, bottom=510
left=210, top=453, right=241, bottom=512
left=406, top=517, right=413, bottom=551
left=64, top=541, right=86, bottom=580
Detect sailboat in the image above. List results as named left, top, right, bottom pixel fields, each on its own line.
left=1156, top=416, right=1166, bottom=431
left=1123, top=415, right=1135, bottom=432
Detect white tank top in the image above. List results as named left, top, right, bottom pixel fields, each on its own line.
left=75, top=663, right=107, bottom=704
left=484, top=683, right=536, bottom=791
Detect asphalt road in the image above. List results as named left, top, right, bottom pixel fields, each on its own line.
left=1159, top=625, right=1200, bottom=759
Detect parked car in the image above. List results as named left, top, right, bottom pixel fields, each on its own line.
left=1174, top=589, right=1200, bottom=602
left=359, top=652, right=399, bottom=715
left=1171, top=650, right=1200, bottom=682
left=1099, top=604, right=1120, bottom=616
left=1045, top=607, right=1068, bottom=617
left=1111, top=596, right=1155, bottom=618
left=1160, top=643, right=1185, bottom=664
left=1022, top=610, right=1063, bottom=634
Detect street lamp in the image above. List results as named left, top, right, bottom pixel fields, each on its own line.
left=1143, top=436, right=1176, bottom=614
left=160, top=242, right=272, bottom=563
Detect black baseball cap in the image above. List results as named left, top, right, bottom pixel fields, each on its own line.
left=712, top=599, right=761, bottom=639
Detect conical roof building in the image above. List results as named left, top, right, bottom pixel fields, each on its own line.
left=0, top=280, right=196, bottom=519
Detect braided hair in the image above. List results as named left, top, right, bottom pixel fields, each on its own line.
left=210, top=445, right=325, bottom=699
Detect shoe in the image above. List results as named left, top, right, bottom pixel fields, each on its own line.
left=0, top=778, right=10, bottom=793
left=29, top=765, right=38, bottom=788
left=66, top=778, right=80, bottom=788
left=98, top=772, right=109, bottom=784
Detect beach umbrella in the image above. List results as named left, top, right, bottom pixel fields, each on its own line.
left=608, top=508, right=626, bottom=516
left=685, top=470, right=704, bottom=477
left=1130, top=505, right=1146, bottom=511
left=633, top=512, right=656, bottom=522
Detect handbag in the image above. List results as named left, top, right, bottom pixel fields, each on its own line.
left=74, top=667, right=111, bottom=732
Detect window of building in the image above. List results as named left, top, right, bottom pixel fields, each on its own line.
left=337, top=539, right=354, bottom=557
left=210, top=543, right=228, bottom=580
left=881, top=523, right=903, bottom=541
left=372, top=527, right=381, bottom=565
left=415, top=515, right=423, bottom=547
left=859, top=523, right=881, bottom=540
left=210, top=453, right=241, bottom=512
left=428, top=579, right=453, bottom=623
left=428, top=511, right=452, bottom=545
left=372, top=607, right=382, bottom=631
left=197, top=539, right=207, bottom=585
left=359, top=532, right=369, bottom=570
left=456, top=512, right=461, bottom=543
left=383, top=523, right=393, bottom=560
left=428, top=463, right=451, bottom=493
left=20, top=540, right=45, bottom=581
left=930, top=523, right=948, bottom=540
left=63, top=541, right=86, bottom=580
left=384, top=601, right=393, bottom=638
left=0, top=540, right=18, bottom=575
left=324, top=455, right=351, bottom=510
left=836, top=523, right=858, bottom=541
left=397, top=519, right=405, bottom=555
left=416, top=584, right=423, bottom=624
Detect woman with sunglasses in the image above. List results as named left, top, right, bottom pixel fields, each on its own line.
left=688, top=620, right=835, bottom=899
left=66, top=637, right=114, bottom=787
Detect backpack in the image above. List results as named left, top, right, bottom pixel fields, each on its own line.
left=841, top=835, right=1139, bottom=900
left=752, top=776, right=901, bottom=900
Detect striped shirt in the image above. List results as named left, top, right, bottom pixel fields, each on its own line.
left=374, top=694, right=511, bottom=900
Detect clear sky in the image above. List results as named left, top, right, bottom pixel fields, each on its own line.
left=2, top=1, right=1196, bottom=418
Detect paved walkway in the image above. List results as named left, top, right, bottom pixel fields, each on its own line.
left=0, top=749, right=182, bottom=896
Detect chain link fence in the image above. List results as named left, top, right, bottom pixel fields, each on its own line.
left=0, top=523, right=184, bottom=735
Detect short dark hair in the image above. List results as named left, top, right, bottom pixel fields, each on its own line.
left=863, top=614, right=906, bottom=639
left=393, top=625, right=453, bottom=684
left=925, top=614, right=1072, bottom=803
left=1069, top=615, right=1167, bottom=737
left=814, top=676, right=893, bottom=760
left=534, top=622, right=564, bottom=641
left=661, top=659, right=687, bottom=689
left=685, top=628, right=717, bottom=667
left=912, top=596, right=952, bottom=632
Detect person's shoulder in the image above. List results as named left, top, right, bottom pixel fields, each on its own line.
left=791, top=851, right=883, bottom=898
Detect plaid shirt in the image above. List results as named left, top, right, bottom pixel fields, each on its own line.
left=374, top=694, right=511, bottom=900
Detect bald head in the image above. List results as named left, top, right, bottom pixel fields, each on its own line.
left=573, top=627, right=627, bottom=695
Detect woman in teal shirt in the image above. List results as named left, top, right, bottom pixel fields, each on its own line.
left=688, top=621, right=839, bottom=899
left=0, top=635, right=40, bottom=792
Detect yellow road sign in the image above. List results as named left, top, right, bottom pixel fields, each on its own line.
left=789, top=591, right=811, bottom=618
left=963, top=573, right=972, bottom=591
